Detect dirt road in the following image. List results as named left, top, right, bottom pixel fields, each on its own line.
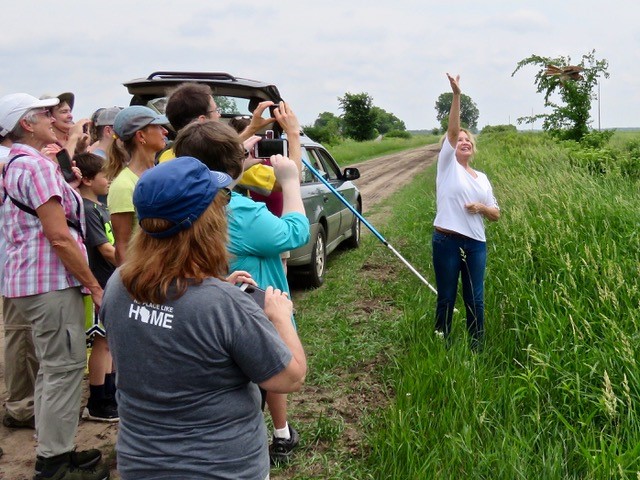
left=0, top=143, right=440, bottom=479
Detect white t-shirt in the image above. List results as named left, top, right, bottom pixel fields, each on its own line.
left=433, top=137, right=498, bottom=242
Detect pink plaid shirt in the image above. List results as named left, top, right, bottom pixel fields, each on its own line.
left=2, top=143, right=87, bottom=297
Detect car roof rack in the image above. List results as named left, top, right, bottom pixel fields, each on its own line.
left=147, top=71, right=238, bottom=82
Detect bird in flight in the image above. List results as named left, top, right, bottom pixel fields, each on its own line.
left=544, top=64, right=584, bottom=83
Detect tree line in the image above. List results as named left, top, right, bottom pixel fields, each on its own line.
left=305, top=50, right=608, bottom=144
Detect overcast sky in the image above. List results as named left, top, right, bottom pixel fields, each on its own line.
left=2, top=0, right=637, bottom=131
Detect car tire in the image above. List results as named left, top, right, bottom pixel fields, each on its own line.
left=342, top=202, right=361, bottom=249
left=308, top=224, right=327, bottom=287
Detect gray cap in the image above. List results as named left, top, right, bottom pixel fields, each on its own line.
left=96, top=107, right=123, bottom=126
left=113, top=106, right=168, bottom=141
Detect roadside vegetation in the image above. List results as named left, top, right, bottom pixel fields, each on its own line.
left=327, top=133, right=439, bottom=166
left=277, top=130, right=640, bottom=479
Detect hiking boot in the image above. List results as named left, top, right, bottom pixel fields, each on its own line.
left=69, top=449, right=102, bottom=469
left=34, top=451, right=109, bottom=480
left=269, top=425, right=300, bottom=465
left=82, top=401, right=119, bottom=423
left=3, top=413, right=35, bottom=429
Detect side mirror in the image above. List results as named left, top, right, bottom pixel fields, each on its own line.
left=343, top=167, right=360, bottom=181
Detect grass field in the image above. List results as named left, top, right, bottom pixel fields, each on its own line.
left=287, top=131, right=640, bottom=479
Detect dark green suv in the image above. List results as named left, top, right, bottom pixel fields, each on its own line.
left=124, top=71, right=362, bottom=286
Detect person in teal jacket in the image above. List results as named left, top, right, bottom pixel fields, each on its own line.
left=173, top=107, right=309, bottom=464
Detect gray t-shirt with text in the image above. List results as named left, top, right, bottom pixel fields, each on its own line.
left=100, top=272, right=291, bottom=480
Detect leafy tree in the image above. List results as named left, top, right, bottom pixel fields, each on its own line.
left=303, top=111, right=343, bottom=145
left=511, top=49, right=609, bottom=141
left=213, top=96, right=238, bottom=114
left=314, top=111, right=342, bottom=130
left=371, top=106, right=406, bottom=135
left=338, top=92, right=376, bottom=141
left=435, top=92, right=479, bottom=132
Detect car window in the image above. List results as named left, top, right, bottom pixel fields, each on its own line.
left=315, top=149, right=339, bottom=180
left=144, top=95, right=258, bottom=118
left=301, top=148, right=327, bottom=183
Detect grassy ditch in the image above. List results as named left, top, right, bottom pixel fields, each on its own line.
left=278, top=131, right=640, bottom=479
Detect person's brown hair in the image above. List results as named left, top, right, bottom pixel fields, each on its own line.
left=173, top=120, right=244, bottom=179
left=165, top=83, right=212, bottom=132
left=73, top=152, right=104, bottom=179
left=119, top=195, right=230, bottom=304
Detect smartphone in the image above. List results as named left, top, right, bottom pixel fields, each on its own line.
left=56, top=149, right=76, bottom=183
left=253, top=138, right=288, bottom=159
left=239, top=283, right=266, bottom=308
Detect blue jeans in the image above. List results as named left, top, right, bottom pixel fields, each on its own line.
left=432, top=230, right=487, bottom=348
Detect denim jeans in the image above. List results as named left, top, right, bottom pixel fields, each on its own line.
left=432, top=230, right=487, bottom=348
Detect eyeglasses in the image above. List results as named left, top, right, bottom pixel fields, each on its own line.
left=207, top=107, right=222, bottom=116
left=32, top=109, right=53, bottom=118
left=221, top=188, right=232, bottom=204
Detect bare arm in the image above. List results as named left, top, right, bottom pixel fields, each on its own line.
left=97, top=242, right=117, bottom=266
left=111, top=212, right=134, bottom=266
left=273, top=101, right=302, bottom=175
left=259, top=287, right=307, bottom=393
left=446, top=73, right=461, bottom=147
left=271, top=155, right=304, bottom=216
left=65, top=119, right=91, bottom=158
left=239, top=101, right=276, bottom=142
left=37, top=198, right=103, bottom=306
left=465, top=202, right=501, bottom=221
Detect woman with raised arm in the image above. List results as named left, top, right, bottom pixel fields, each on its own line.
left=432, top=73, right=500, bottom=350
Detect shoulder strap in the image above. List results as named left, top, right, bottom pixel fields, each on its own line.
left=4, top=154, right=84, bottom=239
left=2, top=154, right=27, bottom=203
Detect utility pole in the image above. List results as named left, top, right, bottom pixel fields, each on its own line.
left=597, top=81, right=601, bottom=131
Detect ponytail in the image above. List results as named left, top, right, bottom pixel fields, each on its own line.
left=104, top=138, right=135, bottom=180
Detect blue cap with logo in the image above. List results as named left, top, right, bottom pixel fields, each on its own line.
left=133, top=156, right=232, bottom=239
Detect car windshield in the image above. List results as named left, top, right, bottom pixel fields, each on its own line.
left=147, top=95, right=256, bottom=117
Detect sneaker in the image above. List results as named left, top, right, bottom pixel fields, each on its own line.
left=3, top=413, right=35, bottom=429
left=82, top=402, right=119, bottom=423
left=269, top=425, right=300, bottom=465
left=34, top=452, right=109, bottom=480
left=434, top=330, right=445, bottom=340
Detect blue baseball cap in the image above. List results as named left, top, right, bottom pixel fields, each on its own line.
left=113, top=105, right=168, bottom=141
left=133, top=156, right=232, bottom=239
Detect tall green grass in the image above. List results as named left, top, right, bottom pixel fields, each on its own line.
left=328, top=134, right=439, bottom=166
left=366, top=131, right=640, bottom=478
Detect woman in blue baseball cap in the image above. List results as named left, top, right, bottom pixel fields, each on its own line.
left=104, top=106, right=168, bottom=265
left=99, top=156, right=306, bottom=480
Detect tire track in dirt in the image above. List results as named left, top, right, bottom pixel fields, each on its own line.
left=351, top=143, right=440, bottom=214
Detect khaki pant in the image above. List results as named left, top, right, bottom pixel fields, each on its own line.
left=8, top=288, right=86, bottom=458
left=3, top=297, right=38, bottom=421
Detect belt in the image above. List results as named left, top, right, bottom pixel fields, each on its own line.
left=434, top=227, right=469, bottom=239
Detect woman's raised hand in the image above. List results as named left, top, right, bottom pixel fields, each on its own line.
left=447, top=73, right=461, bottom=95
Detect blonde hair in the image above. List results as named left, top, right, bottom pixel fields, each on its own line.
left=439, top=128, right=478, bottom=156
left=104, top=137, right=136, bottom=181
left=119, top=194, right=229, bottom=304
